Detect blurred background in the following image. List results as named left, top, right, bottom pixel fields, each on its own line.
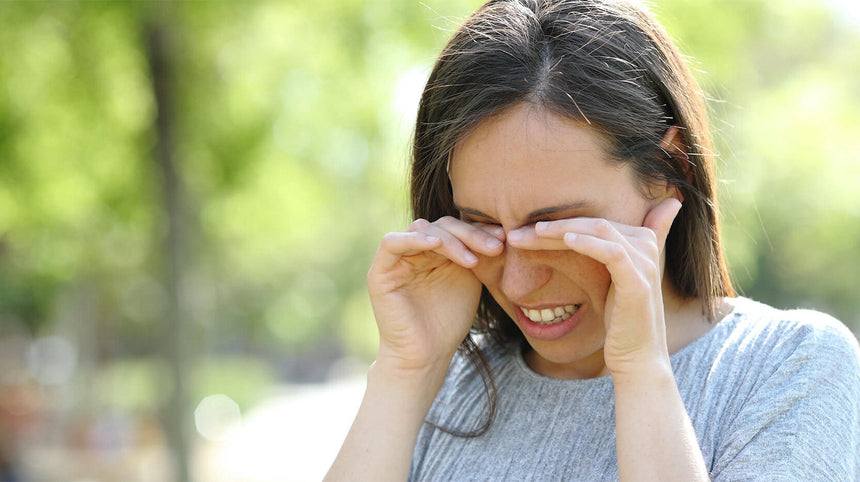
left=0, top=0, right=858, bottom=480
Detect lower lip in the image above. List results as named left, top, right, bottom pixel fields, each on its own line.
left=515, top=305, right=585, bottom=341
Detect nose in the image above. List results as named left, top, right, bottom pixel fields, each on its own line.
left=500, top=242, right=551, bottom=302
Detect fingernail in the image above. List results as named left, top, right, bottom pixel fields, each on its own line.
left=464, top=252, right=478, bottom=264
left=507, top=229, right=523, bottom=242
left=489, top=226, right=505, bottom=238
left=535, top=221, right=547, bottom=231
left=564, top=233, right=577, bottom=244
left=425, top=234, right=440, bottom=242
left=485, top=237, right=502, bottom=249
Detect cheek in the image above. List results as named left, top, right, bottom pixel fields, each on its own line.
left=472, top=251, right=612, bottom=303
left=539, top=251, right=613, bottom=310
left=471, top=254, right=502, bottom=287
left=561, top=254, right=612, bottom=303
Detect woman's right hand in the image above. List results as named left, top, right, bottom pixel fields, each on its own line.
left=367, top=216, right=505, bottom=377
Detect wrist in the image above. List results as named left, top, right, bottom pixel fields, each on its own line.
left=368, top=356, right=451, bottom=403
left=609, top=355, right=674, bottom=388
left=374, top=342, right=457, bottom=381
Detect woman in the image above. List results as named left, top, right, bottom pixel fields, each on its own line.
left=327, top=0, right=860, bottom=480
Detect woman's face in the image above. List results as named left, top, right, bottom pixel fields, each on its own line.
left=449, top=103, right=658, bottom=379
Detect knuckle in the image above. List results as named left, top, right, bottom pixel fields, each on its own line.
left=409, top=218, right=429, bottom=231
left=380, top=232, right=398, bottom=247
left=641, top=258, right=659, bottom=277
left=380, top=232, right=413, bottom=252
left=634, top=237, right=659, bottom=258
left=646, top=243, right=659, bottom=259
left=633, top=228, right=659, bottom=257
left=642, top=227, right=658, bottom=243
left=607, top=244, right=627, bottom=263
left=595, top=219, right=614, bottom=236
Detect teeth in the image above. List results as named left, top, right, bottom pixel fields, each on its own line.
left=519, top=304, right=579, bottom=325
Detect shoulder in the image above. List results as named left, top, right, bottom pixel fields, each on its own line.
left=707, top=297, right=860, bottom=431
left=725, top=297, right=860, bottom=366
left=698, top=299, right=860, bottom=479
left=677, top=297, right=860, bottom=428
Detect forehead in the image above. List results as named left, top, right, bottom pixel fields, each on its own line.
left=449, top=103, right=639, bottom=222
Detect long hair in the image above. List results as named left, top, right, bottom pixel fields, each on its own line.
left=410, top=0, right=735, bottom=436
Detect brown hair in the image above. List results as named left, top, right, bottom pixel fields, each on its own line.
left=410, top=0, right=735, bottom=436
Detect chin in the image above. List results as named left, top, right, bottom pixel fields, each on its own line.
left=529, top=339, right=604, bottom=362
left=522, top=330, right=608, bottom=379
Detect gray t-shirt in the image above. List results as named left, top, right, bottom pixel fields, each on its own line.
left=409, top=297, right=860, bottom=481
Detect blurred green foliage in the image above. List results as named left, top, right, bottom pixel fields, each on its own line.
left=0, top=0, right=857, bottom=403
left=655, top=0, right=860, bottom=318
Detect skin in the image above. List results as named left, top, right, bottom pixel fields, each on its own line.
left=449, top=103, right=713, bottom=379
left=326, top=102, right=720, bottom=481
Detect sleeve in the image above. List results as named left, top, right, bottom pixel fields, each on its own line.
left=710, top=314, right=860, bottom=481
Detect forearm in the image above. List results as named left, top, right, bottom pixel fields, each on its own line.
left=613, top=362, right=709, bottom=482
left=324, top=360, right=448, bottom=482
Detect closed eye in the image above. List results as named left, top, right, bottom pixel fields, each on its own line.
left=459, top=213, right=499, bottom=226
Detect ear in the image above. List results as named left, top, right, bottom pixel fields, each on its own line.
left=659, top=125, right=692, bottom=175
left=656, top=125, right=692, bottom=202
left=647, top=178, right=683, bottom=204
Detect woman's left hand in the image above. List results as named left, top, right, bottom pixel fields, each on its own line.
left=508, top=197, right=683, bottom=376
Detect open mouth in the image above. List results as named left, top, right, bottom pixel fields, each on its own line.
left=519, top=304, right=581, bottom=325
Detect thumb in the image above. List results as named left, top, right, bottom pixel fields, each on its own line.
left=642, top=197, right=683, bottom=253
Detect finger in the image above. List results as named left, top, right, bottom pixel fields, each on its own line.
left=506, top=225, right=570, bottom=251
left=534, top=217, right=646, bottom=242
left=641, top=198, right=683, bottom=253
left=413, top=222, right=485, bottom=267
left=562, top=233, right=650, bottom=293
left=375, top=231, right=443, bottom=271
left=403, top=217, right=502, bottom=267
left=450, top=218, right=506, bottom=242
left=519, top=218, right=639, bottom=254
left=434, top=216, right=505, bottom=257
left=483, top=223, right=507, bottom=243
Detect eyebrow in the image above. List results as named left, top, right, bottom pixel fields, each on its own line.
left=455, top=201, right=593, bottom=224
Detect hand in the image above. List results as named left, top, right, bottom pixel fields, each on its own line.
left=367, top=216, right=505, bottom=376
left=507, top=198, right=683, bottom=375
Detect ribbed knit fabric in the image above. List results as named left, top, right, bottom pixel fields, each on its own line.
left=409, top=297, right=860, bottom=481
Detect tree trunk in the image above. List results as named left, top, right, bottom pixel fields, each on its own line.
left=146, top=20, right=191, bottom=482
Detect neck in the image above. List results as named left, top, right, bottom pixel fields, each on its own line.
left=661, top=278, right=729, bottom=355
